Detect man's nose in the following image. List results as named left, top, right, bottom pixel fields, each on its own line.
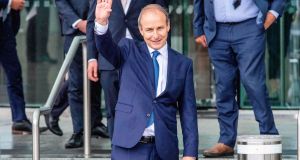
left=153, top=30, right=159, bottom=39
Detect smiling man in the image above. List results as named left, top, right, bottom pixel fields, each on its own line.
left=88, top=1, right=198, bottom=160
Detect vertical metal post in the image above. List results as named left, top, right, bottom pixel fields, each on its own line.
left=32, top=110, right=40, bottom=160
left=298, top=110, right=300, bottom=160
left=82, top=42, right=91, bottom=157
left=279, top=14, right=285, bottom=106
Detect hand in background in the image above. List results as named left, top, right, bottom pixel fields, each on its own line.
left=195, top=35, right=208, bottom=48
left=95, top=0, right=112, bottom=25
left=11, top=0, right=25, bottom=10
left=88, top=60, right=99, bottom=82
left=264, top=12, right=276, bottom=30
left=77, top=20, right=87, bottom=33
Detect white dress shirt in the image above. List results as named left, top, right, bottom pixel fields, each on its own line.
left=213, top=0, right=279, bottom=23
left=94, top=22, right=169, bottom=136
left=142, top=43, right=168, bottom=136
left=121, top=0, right=133, bottom=39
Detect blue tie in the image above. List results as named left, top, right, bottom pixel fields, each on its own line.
left=147, top=51, right=160, bottom=127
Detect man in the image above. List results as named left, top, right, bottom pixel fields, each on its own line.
left=87, top=0, right=169, bottom=138
left=0, top=0, right=46, bottom=134
left=193, top=0, right=286, bottom=157
left=54, top=0, right=108, bottom=148
left=88, top=2, right=198, bottom=160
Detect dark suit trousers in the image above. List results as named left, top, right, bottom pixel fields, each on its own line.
left=64, top=35, right=102, bottom=133
left=208, top=18, right=279, bottom=147
left=50, top=80, right=69, bottom=119
left=111, top=143, right=161, bottom=160
left=0, top=16, right=27, bottom=122
left=100, top=70, right=119, bottom=138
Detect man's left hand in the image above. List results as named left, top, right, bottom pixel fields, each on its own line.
left=76, top=20, right=87, bottom=34
left=264, top=12, right=276, bottom=30
left=182, top=157, right=196, bottom=160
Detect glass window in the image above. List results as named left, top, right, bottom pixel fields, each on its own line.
left=241, top=0, right=300, bottom=109
left=0, top=0, right=64, bottom=107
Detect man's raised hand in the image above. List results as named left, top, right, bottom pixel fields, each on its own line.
left=95, top=0, right=113, bottom=25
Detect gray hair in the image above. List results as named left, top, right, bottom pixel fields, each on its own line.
left=138, top=4, right=170, bottom=27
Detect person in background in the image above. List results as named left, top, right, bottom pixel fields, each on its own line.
left=53, top=0, right=108, bottom=148
left=0, top=0, right=47, bottom=134
left=193, top=0, right=286, bottom=157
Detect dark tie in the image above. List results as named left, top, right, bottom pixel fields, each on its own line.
left=147, top=51, right=160, bottom=127
left=233, top=0, right=241, bottom=9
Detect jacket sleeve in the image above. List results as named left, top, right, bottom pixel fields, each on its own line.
left=193, top=0, right=205, bottom=38
left=55, top=0, right=81, bottom=27
left=270, top=0, right=286, bottom=16
left=87, top=0, right=97, bottom=60
left=94, top=29, right=130, bottom=69
left=178, top=60, right=199, bottom=158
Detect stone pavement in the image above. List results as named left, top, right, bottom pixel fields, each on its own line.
left=0, top=108, right=298, bottom=159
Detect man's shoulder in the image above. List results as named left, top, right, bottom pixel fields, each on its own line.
left=169, top=48, right=193, bottom=64
left=118, top=38, right=140, bottom=48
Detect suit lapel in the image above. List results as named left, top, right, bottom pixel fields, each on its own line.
left=140, top=42, right=156, bottom=98
left=116, top=0, right=126, bottom=15
left=127, top=0, right=136, bottom=15
left=158, top=46, right=176, bottom=97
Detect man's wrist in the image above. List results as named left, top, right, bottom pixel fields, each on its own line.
left=72, top=19, right=82, bottom=29
left=95, top=18, right=108, bottom=25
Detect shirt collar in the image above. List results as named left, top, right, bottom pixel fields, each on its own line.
left=147, top=43, right=168, bottom=58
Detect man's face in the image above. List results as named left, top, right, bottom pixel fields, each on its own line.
left=139, top=10, right=170, bottom=50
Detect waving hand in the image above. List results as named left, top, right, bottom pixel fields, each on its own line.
left=95, top=0, right=113, bottom=25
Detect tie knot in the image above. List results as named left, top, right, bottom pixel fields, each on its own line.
left=152, top=51, right=160, bottom=59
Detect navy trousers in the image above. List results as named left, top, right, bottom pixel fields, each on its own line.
left=112, top=143, right=161, bottom=160
left=100, top=70, right=119, bottom=138
left=208, top=18, right=279, bottom=147
left=0, top=16, right=27, bottom=122
left=63, top=35, right=102, bottom=133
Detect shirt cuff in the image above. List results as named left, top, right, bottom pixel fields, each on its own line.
left=94, top=21, right=108, bottom=35
left=88, top=59, right=97, bottom=63
left=269, top=10, right=279, bottom=19
left=72, top=19, right=82, bottom=29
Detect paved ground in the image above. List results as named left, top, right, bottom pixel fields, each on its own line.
left=0, top=108, right=298, bottom=159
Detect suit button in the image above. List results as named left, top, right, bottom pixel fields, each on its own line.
left=124, top=19, right=128, bottom=23
left=153, top=100, right=157, bottom=103
left=146, top=113, right=151, bottom=117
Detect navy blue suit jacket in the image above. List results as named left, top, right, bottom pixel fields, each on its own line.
left=0, top=0, right=9, bottom=9
left=0, top=0, right=20, bottom=36
left=55, top=0, right=89, bottom=36
left=87, top=0, right=169, bottom=70
left=95, top=30, right=199, bottom=159
left=193, top=0, right=286, bottom=45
